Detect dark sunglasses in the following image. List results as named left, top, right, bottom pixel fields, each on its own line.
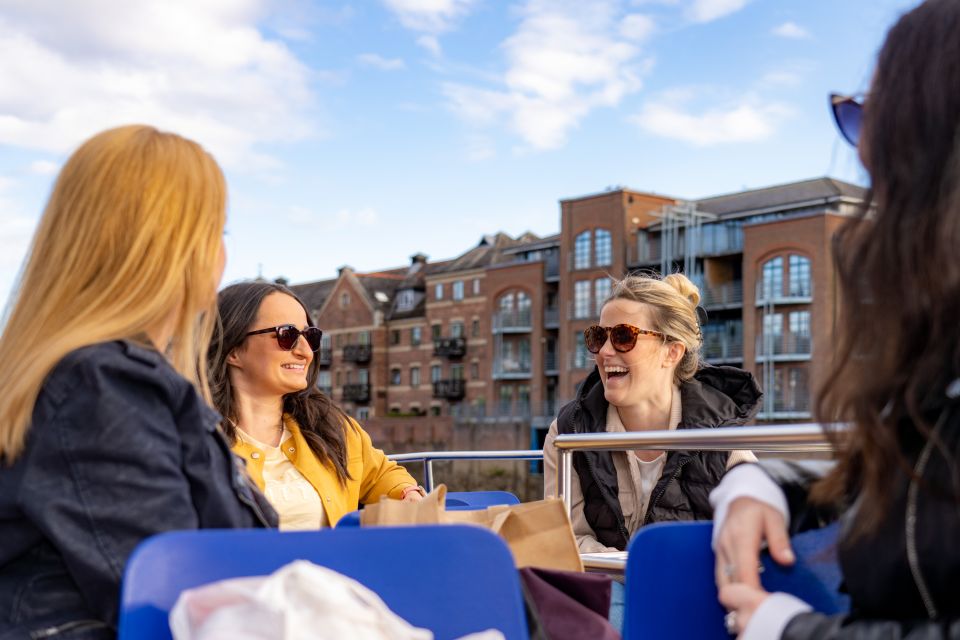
left=830, top=93, right=862, bottom=147
left=584, top=324, right=669, bottom=354
left=245, top=324, right=323, bottom=351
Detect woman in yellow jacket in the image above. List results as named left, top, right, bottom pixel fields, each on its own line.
left=209, top=281, right=423, bottom=529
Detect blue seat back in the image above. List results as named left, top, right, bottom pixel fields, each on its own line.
left=623, top=521, right=847, bottom=640
left=119, top=525, right=527, bottom=640
left=445, top=491, right=520, bottom=507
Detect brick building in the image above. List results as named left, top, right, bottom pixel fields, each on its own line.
left=289, top=176, right=865, bottom=455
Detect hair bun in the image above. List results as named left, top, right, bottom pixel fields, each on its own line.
left=662, top=273, right=701, bottom=308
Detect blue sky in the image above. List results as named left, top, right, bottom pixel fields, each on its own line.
left=0, top=0, right=920, bottom=308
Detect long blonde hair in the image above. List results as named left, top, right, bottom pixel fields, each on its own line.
left=604, top=272, right=703, bottom=382
left=0, top=125, right=226, bottom=463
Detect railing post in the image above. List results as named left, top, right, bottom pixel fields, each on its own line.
left=425, top=459, right=434, bottom=492
left=557, top=449, right=572, bottom=514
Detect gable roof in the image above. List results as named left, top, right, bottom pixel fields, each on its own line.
left=694, top=177, right=866, bottom=218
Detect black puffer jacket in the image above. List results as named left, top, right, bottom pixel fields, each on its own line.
left=556, top=364, right=761, bottom=550
left=761, top=384, right=960, bottom=639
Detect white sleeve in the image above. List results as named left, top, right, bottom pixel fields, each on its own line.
left=709, top=463, right=789, bottom=548
left=741, top=593, right=812, bottom=640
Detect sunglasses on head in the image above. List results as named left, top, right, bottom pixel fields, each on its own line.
left=584, top=324, right=669, bottom=354
left=245, top=324, right=323, bottom=351
left=830, top=93, right=862, bottom=147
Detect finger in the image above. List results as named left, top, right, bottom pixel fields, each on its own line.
left=730, top=526, right=763, bottom=588
left=763, top=510, right=795, bottom=566
left=717, top=583, right=751, bottom=609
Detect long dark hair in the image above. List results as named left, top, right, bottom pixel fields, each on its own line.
left=813, top=0, right=960, bottom=535
left=209, top=281, right=353, bottom=483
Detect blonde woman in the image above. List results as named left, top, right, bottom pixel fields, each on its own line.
left=209, top=281, right=423, bottom=530
left=0, top=126, right=275, bottom=639
left=544, top=273, right=760, bottom=552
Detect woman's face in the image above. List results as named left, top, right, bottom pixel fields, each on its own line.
left=227, top=292, right=313, bottom=398
left=595, top=299, right=683, bottom=407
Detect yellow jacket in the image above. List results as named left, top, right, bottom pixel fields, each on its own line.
left=232, top=414, right=417, bottom=527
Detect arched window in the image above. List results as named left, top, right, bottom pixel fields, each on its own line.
left=594, top=229, right=612, bottom=266
left=788, top=255, right=811, bottom=297
left=574, top=231, right=591, bottom=269
left=760, top=256, right=784, bottom=299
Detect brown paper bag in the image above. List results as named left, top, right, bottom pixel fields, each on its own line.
left=360, top=485, right=583, bottom=573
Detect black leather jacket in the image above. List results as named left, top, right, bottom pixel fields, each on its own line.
left=762, top=388, right=960, bottom=639
left=0, top=341, right=277, bottom=639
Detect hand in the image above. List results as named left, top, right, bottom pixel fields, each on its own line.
left=402, top=488, right=424, bottom=502
left=719, top=583, right=770, bottom=636
left=715, top=497, right=794, bottom=589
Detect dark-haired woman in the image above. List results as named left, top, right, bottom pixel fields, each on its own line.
left=712, top=1, right=960, bottom=638
left=210, top=281, right=422, bottom=530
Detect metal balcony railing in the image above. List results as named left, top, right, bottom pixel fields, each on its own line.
left=544, top=352, right=558, bottom=374
left=317, top=348, right=332, bottom=366
left=432, top=378, right=465, bottom=400
left=544, top=253, right=560, bottom=280
left=756, top=334, right=812, bottom=359
left=756, top=280, right=813, bottom=304
left=317, top=385, right=332, bottom=397
left=544, top=306, right=560, bottom=328
left=342, top=383, right=370, bottom=403
left=702, top=337, right=744, bottom=362
left=701, top=281, right=743, bottom=309
left=433, top=337, right=466, bottom=358
left=492, top=309, right=532, bottom=333
left=492, top=358, right=532, bottom=379
left=342, top=344, right=371, bottom=363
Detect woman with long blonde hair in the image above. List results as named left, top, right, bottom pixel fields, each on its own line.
left=0, top=125, right=275, bottom=639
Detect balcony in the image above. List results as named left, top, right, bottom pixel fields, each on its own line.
left=758, top=394, right=812, bottom=420
left=755, top=281, right=813, bottom=306
left=544, top=253, right=560, bottom=281
left=567, top=300, right=598, bottom=321
left=756, top=334, right=812, bottom=362
left=342, top=383, right=370, bottom=403
left=432, top=378, right=465, bottom=400
left=342, top=344, right=371, bottom=363
left=701, top=281, right=743, bottom=310
left=544, top=306, right=560, bottom=328
left=628, top=237, right=663, bottom=266
left=317, top=348, right=332, bottom=366
left=317, top=385, right=332, bottom=396
left=702, top=336, right=744, bottom=364
left=569, top=352, right=595, bottom=371
left=492, top=309, right=532, bottom=333
left=433, top=336, right=466, bottom=358
left=544, top=352, right=559, bottom=375
left=492, top=358, right=532, bottom=380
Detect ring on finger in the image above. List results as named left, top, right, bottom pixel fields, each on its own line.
left=724, top=611, right=738, bottom=635
left=722, top=563, right=736, bottom=581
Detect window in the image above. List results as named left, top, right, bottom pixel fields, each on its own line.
left=356, top=407, right=369, bottom=421
left=335, top=370, right=341, bottom=386
left=499, top=385, right=513, bottom=414
left=317, top=371, right=331, bottom=389
left=321, top=334, right=332, bottom=350
left=449, top=321, right=464, bottom=338
left=340, top=292, right=350, bottom=308
left=358, top=331, right=370, bottom=346
left=434, top=283, right=444, bottom=300
left=431, top=324, right=442, bottom=339
left=517, top=385, right=531, bottom=415
left=335, top=334, right=343, bottom=348
left=473, top=278, right=480, bottom=295
left=499, top=293, right=514, bottom=312
left=358, top=369, right=369, bottom=385
left=431, top=365, right=442, bottom=382
left=345, top=370, right=352, bottom=384
left=411, top=326, right=422, bottom=346
left=395, top=289, right=415, bottom=312
left=789, top=310, right=812, bottom=354
left=453, top=280, right=464, bottom=300
left=788, top=255, right=811, bottom=297
left=574, top=231, right=591, bottom=269
left=763, top=313, right=783, bottom=337
left=390, top=368, right=401, bottom=385
left=472, top=319, right=480, bottom=337
left=760, top=257, right=784, bottom=299
left=760, top=313, right=784, bottom=357
left=451, top=364, right=464, bottom=380
left=390, top=330, right=401, bottom=345
left=430, top=405, right=441, bottom=416
left=471, top=362, right=479, bottom=379
left=574, top=280, right=591, bottom=319
left=574, top=332, right=591, bottom=368
left=594, top=278, right=611, bottom=315
left=594, top=229, right=612, bottom=266
left=410, top=366, right=421, bottom=388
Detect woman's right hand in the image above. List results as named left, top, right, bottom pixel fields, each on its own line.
left=714, top=496, right=795, bottom=589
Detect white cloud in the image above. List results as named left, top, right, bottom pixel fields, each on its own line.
left=465, top=134, right=495, bottom=161
left=357, top=53, right=407, bottom=71
left=760, top=70, right=802, bottom=87
left=687, top=0, right=750, bottom=23
left=444, top=0, right=653, bottom=151
left=287, top=205, right=380, bottom=230
left=28, top=160, right=59, bottom=175
left=0, top=0, right=319, bottom=170
left=772, top=21, right=811, bottom=39
left=632, top=90, right=792, bottom=145
left=382, top=0, right=476, bottom=33
left=416, top=35, right=442, bottom=56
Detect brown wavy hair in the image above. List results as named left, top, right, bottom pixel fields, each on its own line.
left=209, top=281, right=353, bottom=483
left=812, top=0, right=960, bottom=535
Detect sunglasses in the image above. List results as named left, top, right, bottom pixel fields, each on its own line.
left=245, top=324, right=323, bottom=351
left=584, top=324, right=669, bottom=354
left=830, top=93, right=862, bottom=147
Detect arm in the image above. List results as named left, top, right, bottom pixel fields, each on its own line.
left=543, top=419, right=619, bottom=553
left=20, top=365, right=202, bottom=626
left=353, top=419, right=418, bottom=503
left=782, top=612, right=960, bottom=639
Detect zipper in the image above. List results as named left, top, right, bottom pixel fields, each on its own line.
left=644, top=455, right=692, bottom=526
left=30, top=619, right=110, bottom=639
left=905, top=407, right=950, bottom=619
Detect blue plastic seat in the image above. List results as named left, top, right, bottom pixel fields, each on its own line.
left=623, top=521, right=848, bottom=640
left=118, top=525, right=528, bottom=640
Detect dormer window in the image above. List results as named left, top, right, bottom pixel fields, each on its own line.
left=396, top=289, right=416, bottom=312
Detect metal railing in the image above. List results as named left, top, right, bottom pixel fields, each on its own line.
left=701, top=281, right=743, bottom=309
left=388, top=450, right=544, bottom=491
left=552, top=424, right=843, bottom=512
left=756, top=280, right=813, bottom=304
left=342, top=344, right=372, bottom=363
left=544, top=306, right=560, bottom=328
left=492, top=309, right=533, bottom=332
left=702, top=336, right=744, bottom=362
left=433, top=337, right=466, bottom=358
left=756, top=334, right=812, bottom=359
